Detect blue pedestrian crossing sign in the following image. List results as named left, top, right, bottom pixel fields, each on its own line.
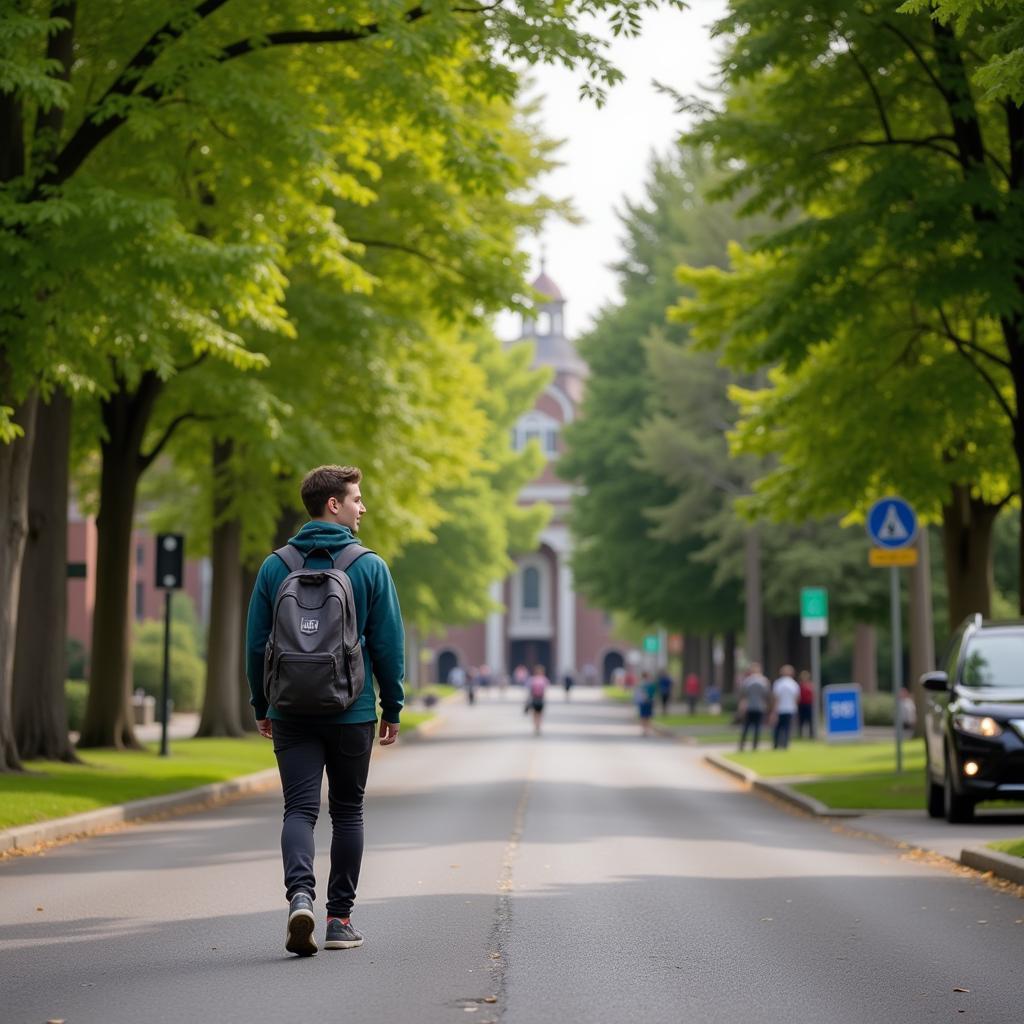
left=866, top=496, right=917, bottom=549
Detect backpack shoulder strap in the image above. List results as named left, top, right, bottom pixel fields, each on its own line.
left=273, top=544, right=305, bottom=574
left=333, top=544, right=373, bottom=574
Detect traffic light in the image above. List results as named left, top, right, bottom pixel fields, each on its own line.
left=155, top=534, right=184, bottom=589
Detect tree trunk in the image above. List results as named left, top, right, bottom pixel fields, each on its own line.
left=0, top=388, right=38, bottom=771
left=852, top=623, right=878, bottom=692
left=197, top=441, right=244, bottom=737
left=238, top=562, right=259, bottom=732
left=78, top=375, right=167, bottom=749
left=909, top=528, right=936, bottom=738
left=940, top=484, right=998, bottom=629
left=682, top=632, right=699, bottom=681
left=743, top=525, right=763, bottom=666
left=722, top=630, right=736, bottom=694
left=405, top=624, right=421, bottom=689
left=79, top=453, right=142, bottom=749
left=13, top=391, right=78, bottom=761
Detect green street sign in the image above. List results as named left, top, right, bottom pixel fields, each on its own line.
left=643, top=634, right=660, bottom=653
left=800, top=587, right=828, bottom=637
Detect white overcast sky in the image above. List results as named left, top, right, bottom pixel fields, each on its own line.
left=496, top=0, right=728, bottom=341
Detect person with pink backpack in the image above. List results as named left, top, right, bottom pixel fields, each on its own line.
left=525, top=665, right=550, bottom=735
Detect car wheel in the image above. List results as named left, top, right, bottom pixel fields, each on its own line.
left=943, top=750, right=975, bottom=823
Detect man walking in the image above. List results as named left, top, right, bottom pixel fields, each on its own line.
left=771, top=664, right=800, bottom=750
left=246, top=465, right=404, bottom=957
left=738, top=662, right=770, bottom=752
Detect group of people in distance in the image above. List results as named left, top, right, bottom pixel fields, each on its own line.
left=446, top=661, right=576, bottom=734
left=737, top=662, right=816, bottom=751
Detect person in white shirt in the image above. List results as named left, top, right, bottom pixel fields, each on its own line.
left=771, top=665, right=800, bottom=750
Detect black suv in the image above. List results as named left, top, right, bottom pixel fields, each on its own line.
left=922, top=615, right=1024, bottom=822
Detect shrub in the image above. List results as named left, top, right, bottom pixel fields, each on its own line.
left=66, top=638, right=87, bottom=679
left=132, top=619, right=205, bottom=712
left=65, top=679, right=88, bottom=732
left=862, top=692, right=895, bottom=727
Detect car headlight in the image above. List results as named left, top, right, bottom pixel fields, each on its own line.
left=953, top=714, right=1003, bottom=738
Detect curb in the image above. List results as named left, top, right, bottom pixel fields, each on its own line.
left=0, top=767, right=281, bottom=856
left=704, top=753, right=862, bottom=819
left=960, top=846, right=1024, bottom=885
left=705, top=754, right=1024, bottom=889
left=0, top=709, right=451, bottom=857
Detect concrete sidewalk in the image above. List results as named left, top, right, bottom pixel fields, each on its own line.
left=705, top=750, right=1024, bottom=887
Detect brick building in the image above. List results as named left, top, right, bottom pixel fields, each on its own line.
left=67, top=499, right=207, bottom=671
left=427, top=267, right=631, bottom=685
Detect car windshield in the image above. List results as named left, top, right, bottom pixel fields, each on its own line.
left=961, top=633, right=1024, bottom=688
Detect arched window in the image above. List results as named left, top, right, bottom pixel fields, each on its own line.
left=522, top=566, right=540, bottom=610
left=537, top=311, right=552, bottom=335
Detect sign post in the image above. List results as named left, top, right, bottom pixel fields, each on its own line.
left=866, top=497, right=918, bottom=773
left=800, top=587, right=828, bottom=738
left=155, top=534, right=184, bottom=757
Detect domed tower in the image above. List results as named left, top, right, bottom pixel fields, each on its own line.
left=426, top=259, right=628, bottom=690
left=520, top=262, right=587, bottom=401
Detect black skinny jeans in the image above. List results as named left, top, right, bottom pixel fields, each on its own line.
left=739, top=709, right=764, bottom=751
left=272, top=718, right=374, bottom=918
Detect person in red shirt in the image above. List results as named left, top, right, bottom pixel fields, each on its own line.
left=797, top=670, right=815, bottom=739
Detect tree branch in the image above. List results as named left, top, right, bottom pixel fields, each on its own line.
left=812, top=137, right=961, bottom=163
left=41, top=3, right=431, bottom=192
left=945, top=328, right=1018, bottom=427
left=45, top=0, right=233, bottom=188
left=880, top=20, right=949, bottom=101
left=844, top=41, right=892, bottom=141
left=348, top=236, right=467, bottom=280
left=936, top=306, right=1011, bottom=370
left=217, top=6, right=428, bottom=62
left=139, top=411, right=212, bottom=471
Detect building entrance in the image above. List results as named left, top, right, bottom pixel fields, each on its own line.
left=509, top=639, right=552, bottom=677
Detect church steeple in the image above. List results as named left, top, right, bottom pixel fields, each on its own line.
left=517, top=259, right=585, bottom=381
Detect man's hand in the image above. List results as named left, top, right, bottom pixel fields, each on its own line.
left=257, top=718, right=273, bottom=739
left=378, top=719, right=400, bottom=746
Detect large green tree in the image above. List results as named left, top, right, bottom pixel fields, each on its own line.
left=1, top=0, right=679, bottom=763
left=678, top=0, right=1024, bottom=613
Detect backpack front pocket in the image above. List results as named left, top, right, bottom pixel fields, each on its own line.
left=268, top=652, right=347, bottom=713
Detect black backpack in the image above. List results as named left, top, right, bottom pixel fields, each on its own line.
left=263, top=544, right=371, bottom=714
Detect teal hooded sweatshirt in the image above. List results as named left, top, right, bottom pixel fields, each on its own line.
left=245, top=521, right=405, bottom=724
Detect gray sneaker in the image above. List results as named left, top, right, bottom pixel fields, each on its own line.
left=285, top=892, right=318, bottom=957
left=324, top=918, right=363, bottom=949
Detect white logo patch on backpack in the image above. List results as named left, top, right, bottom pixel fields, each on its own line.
left=300, top=617, right=319, bottom=634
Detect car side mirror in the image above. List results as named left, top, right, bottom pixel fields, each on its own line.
left=921, top=670, right=949, bottom=692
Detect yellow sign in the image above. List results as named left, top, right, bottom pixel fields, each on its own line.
left=869, top=547, right=918, bottom=567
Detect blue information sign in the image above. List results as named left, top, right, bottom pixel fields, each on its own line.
left=866, top=496, right=918, bottom=549
left=823, top=684, right=863, bottom=742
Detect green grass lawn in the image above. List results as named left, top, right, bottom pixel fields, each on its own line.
left=0, top=712, right=435, bottom=831
left=989, top=839, right=1024, bottom=859
left=604, top=685, right=633, bottom=703
left=722, top=739, right=927, bottom=811
left=726, top=738, right=924, bottom=778
left=792, top=772, right=925, bottom=810
left=657, top=713, right=735, bottom=728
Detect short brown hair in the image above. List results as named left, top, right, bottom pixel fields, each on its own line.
left=300, top=465, right=361, bottom=517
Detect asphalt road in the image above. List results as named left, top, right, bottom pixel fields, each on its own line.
left=2, top=690, right=1022, bottom=1024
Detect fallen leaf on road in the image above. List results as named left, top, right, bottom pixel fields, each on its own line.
left=483, top=996, right=498, bottom=1003
left=46, top=1019, right=64, bottom=1023
left=36, top=906, right=43, bottom=912
left=953, top=987, right=970, bottom=993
